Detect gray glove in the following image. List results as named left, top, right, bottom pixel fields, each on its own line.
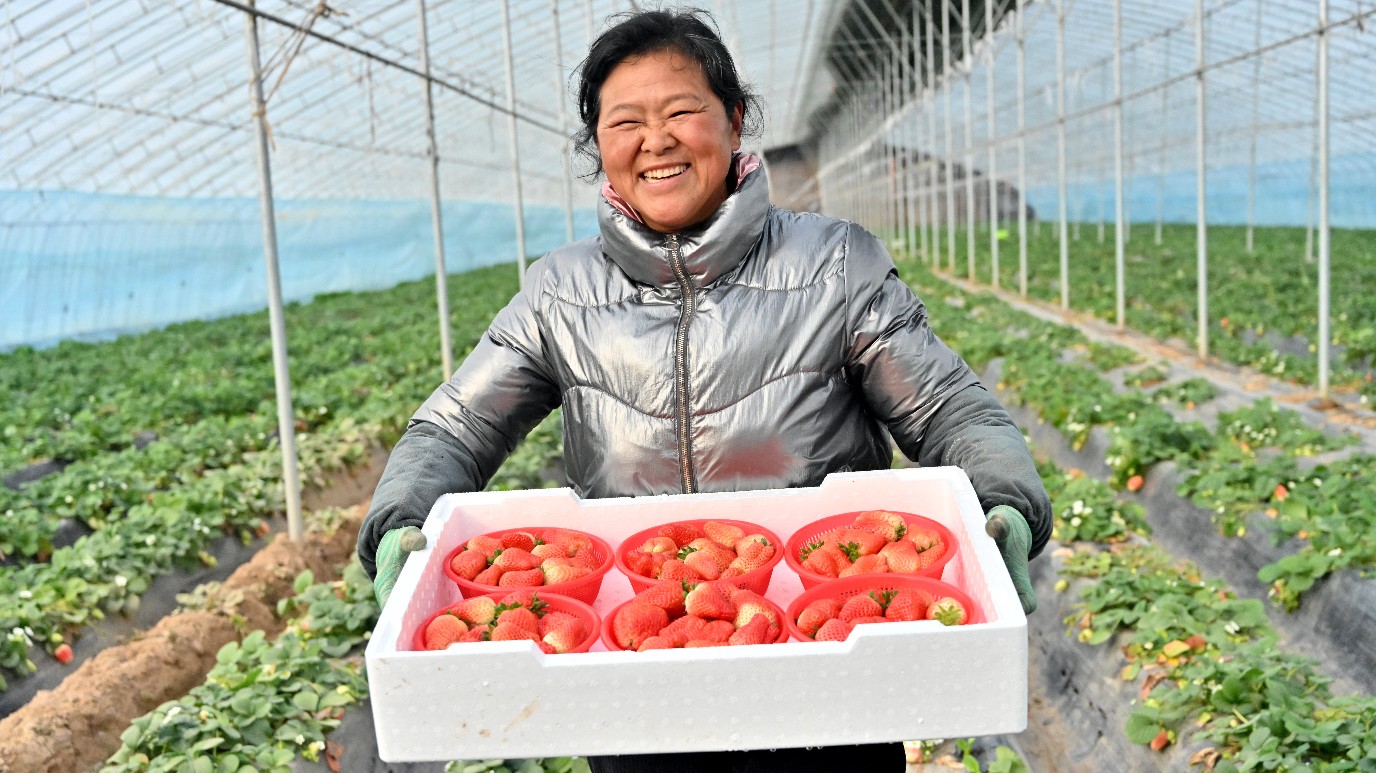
left=373, top=526, right=428, bottom=608
left=985, top=505, right=1037, bottom=614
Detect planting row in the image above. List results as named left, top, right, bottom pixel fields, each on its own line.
left=934, top=222, right=1376, bottom=404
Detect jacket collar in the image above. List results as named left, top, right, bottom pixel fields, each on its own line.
left=598, top=157, right=770, bottom=289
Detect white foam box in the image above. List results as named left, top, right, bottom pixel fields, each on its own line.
left=365, top=467, right=1027, bottom=761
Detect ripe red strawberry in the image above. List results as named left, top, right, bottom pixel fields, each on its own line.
left=1126, top=474, right=1145, bottom=492
left=696, top=541, right=737, bottom=571
left=813, top=618, right=852, bottom=642
left=801, top=548, right=842, bottom=578
left=498, top=568, right=545, bottom=587
left=635, top=579, right=689, bottom=618
left=836, top=528, right=887, bottom=556
left=915, top=541, right=947, bottom=570
left=660, top=614, right=708, bottom=646
left=423, top=614, right=469, bottom=650
left=459, top=626, right=487, bottom=643
left=684, top=581, right=737, bottom=621
left=498, top=591, right=546, bottom=610
left=53, top=643, right=75, bottom=665
left=451, top=597, right=498, bottom=625
left=839, top=554, right=889, bottom=577
left=683, top=549, right=722, bottom=580
left=658, top=559, right=702, bottom=583
left=492, top=547, right=540, bottom=572
left=538, top=611, right=581, bottom=637
left=658, top=522, right=704, bottom=548
left=728, top=613, right=772, bottom=646
left=702, top=619, right=736, bottom=643
left=466, top=534, right=503, bottom=557
left=852, top=510, right=907, bottom=542
left=703, top=521, right=745, bottom=549
left=541, top=527, right=589, bottom=552
left=612, top=603, right=670, bottom=649
left=879, top=539, right=921, bottom=574
left=637, top=636, right=673, bottom=651
left=531, top=542, right=569, bottom=561
left=927, top=597, right=968, bottom=626
left=501, top=531, right=539, bottom=552
left=497, top=606, right=541, bottom=634
left=838, top=593, right=885, bottom=622
left=730, top=590, right=780, bottom=629
left=906, top=528, right=941, bottom=552
left=449, top=549, right=488, bottom=580
left=638, top=536, right=679, bottom=554
left=566, top=550, right=602, bottom=570
left=473, top=565, right=504, bottom=585
left=735, top=538, right=775, bottom=570
left=490, top=621, right=542, bottom=643
left=734, top=533, right=771, bottom=556
left=884, top=590, right=926, bottom=621
left=541, top=563, right=592, bottom=586
left=796, top=598, right=841, bottom=638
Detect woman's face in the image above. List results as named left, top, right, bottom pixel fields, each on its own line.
left=596, top=48, right=743, bottom=234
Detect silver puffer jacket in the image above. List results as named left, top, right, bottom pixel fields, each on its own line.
left=358, top=164, right=1051, bottom=576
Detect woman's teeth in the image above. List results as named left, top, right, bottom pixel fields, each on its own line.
left=643, top=165, right=687, bottom=180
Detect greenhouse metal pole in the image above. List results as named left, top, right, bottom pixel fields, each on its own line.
left=1056, top=0, right=1070, bottom=310
left=1246, top=1, right=1264, bottom=254
left=944, top=0, right=957, bottom=273
left=1195, top=0, right=1209, bottom=360
left=1317, top=0, right=1331, bottom=398
left=501, top=0, right=528, bottom=287
left=1016, top=0, right=1028, bottom=297
left=1157, top=33, right=1171, bottom=247
left=926, top=5, right=941, bottom=268
left=242, top=1, right=304, bottom=543
left=416, top=0, right=453, bottom=379
left=1113, top=0, right=1126, bottom=329
left=552, top=0, right=576, bottom=244
left=962, top=0, right=976, bottom=281
left=985, top=0, right=999, bottom=290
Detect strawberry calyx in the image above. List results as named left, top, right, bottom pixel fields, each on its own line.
left=837, top=541, right=862, bottom=563
left=676, top=545, right=698, bottom=560
left=868, top=589, right=897, bottom=610
left=799, top=539, right=824, bottom=560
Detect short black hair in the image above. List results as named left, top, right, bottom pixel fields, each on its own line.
left=572, top=7, right=761, bottom=180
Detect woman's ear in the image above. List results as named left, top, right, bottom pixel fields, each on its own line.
left=730, top=102, right=744, bottom=151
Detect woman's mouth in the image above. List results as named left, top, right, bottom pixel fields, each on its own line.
left=642, top=164, right=688, bottom=181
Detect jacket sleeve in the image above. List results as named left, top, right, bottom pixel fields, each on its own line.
left=357, top=264, right=561, bottom=578
left=841, top=223, right=1051, bottom=559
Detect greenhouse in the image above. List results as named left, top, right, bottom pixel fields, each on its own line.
left=2, top=0, right=1375, bottom=771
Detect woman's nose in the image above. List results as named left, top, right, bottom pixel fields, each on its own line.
left=640, top=120, right=677, bottom=153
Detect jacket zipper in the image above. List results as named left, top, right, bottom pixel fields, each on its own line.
left=667, top=233, right=697, bottom=494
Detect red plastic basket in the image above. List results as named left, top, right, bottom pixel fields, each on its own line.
left=411, top=590, right=601, bottom=653
left=613, top=518, right=785, bottom=595
left=784, top=575, right=981, bottom=641
left=783, top=511, right=958, bottom=590
left=600, top=593, right=791, bottom=652
left=443, top=526, right=614, bottom=605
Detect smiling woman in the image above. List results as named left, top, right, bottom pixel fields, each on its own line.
left=359, top=7, right=1051, bottom=773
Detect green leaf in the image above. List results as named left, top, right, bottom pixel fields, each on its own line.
left=1125, top=713, right=1162, bottom=745
left=293, top=570, right=314, bottom=595
left=189, top=757, right=214, bottom=773
left=292, top=690, right=319, bottom=712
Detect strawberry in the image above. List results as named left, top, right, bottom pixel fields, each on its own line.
left=683, top=549, right=722, bottom=580
left=490, top=621, right=541, bottom=643
left=852, top=510, right=907, bottom=542
left=473, top=565, right=505, bottom=585
left=536, top=640, right=558, bottom=655
left=703, top=520, right=745, bottom=549
left=915, top=541, right=947, bottom=570
left=498, top=568, right=545, bottom=587
left=1126, top=474, right=1145, bottom=492
left=838, top=593, right=884, bottom=622
left=538, top=611, right=582, bottom=637
left=734, top=533, right=771, bottom=556
left=702, top=619, right=736, bottom=643
left=684, top=581, right=737, bottom=621
left=541, top=616, right=587, bottom=653
left=531, top=543, right=569, bottom=561
left=927, top=596, right=968, bottom=626
left=466, top=534, right=503, bottom=557
left=567, top=550, right=603, bottom=570
left=658, top=559, right=702, bottom=583
left=459, top=626, right=487, bottom=643
left=735, top=538, right=775, bottom=570
left=660, top=614, right=709, bottom=646
left=884, top=590, right=926, bottom=621
left=491, top=547, right=540, bottom=572
left=449, top=549, right=488, bottom=580
left=637, top=636, right=674, bottom=651
left=795, top=598, right=841, bottom=638
left=498, top=591, right=546, bottom=611
left=541, top=527, right=590, bottom=553
left=638, top=536, right=679, bottom=554
left=906, top=528, right=941, bottom=552
left=836, top=528, right=887, bottom=556
left=451, top=597, right=498, bottom=626
left=801, top=546, right=846, bottom=578
left=612, top=603, right=670, bottom=649
left=849, top=615, right=888, bottom=625
left=728, top=613, right=772, bottom=646
left=657, top=522, right=704, bottom=548
left=730, top=590, right=780, bottom=629
left=501, top=531, right=540, bottom=552
left=684, top=639, right=726, bottom=648
left=813, top=618, right=853, bottom=642
left=541, top=563, right=593, bottom=586
left=634, top=579, right=689, bottom=618
left=839, top=554, right=889, bottom=577
left=878, top=539, right=921, bottom=574
left=496, top=606, right=542, bottom=634
left=53, top=642, right=75, bottom=665
left=423, top=614, right=469, bottom=650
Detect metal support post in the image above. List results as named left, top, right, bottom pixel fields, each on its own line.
left=985, top=0, right=999, bottom=290
left=1056, top=0, right=1070, bottom=309
left=1317, top=0, right=1331, bottom=397
left=242, top=1, right=303, bottom=542
left=944, top=0, right=957, bottom=272
left=500, top=0, right=528, bottom=286
left=1194, top=0, right=1208, bottom=360
left=1016, top=0, right=1028, bottom=297
left=962, top=0, right=976, bottom=281
left=552, top=0, right=576, bottom=243
left=926, top=6, right=942, bottom=266
left=1157, top=33, right=1171, bottom=246
left=1113, top=0, right=1126, bottom=329
left=1246, top=1, right=1263, bottom=254
left=416, top=0, right=453, bottom=378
